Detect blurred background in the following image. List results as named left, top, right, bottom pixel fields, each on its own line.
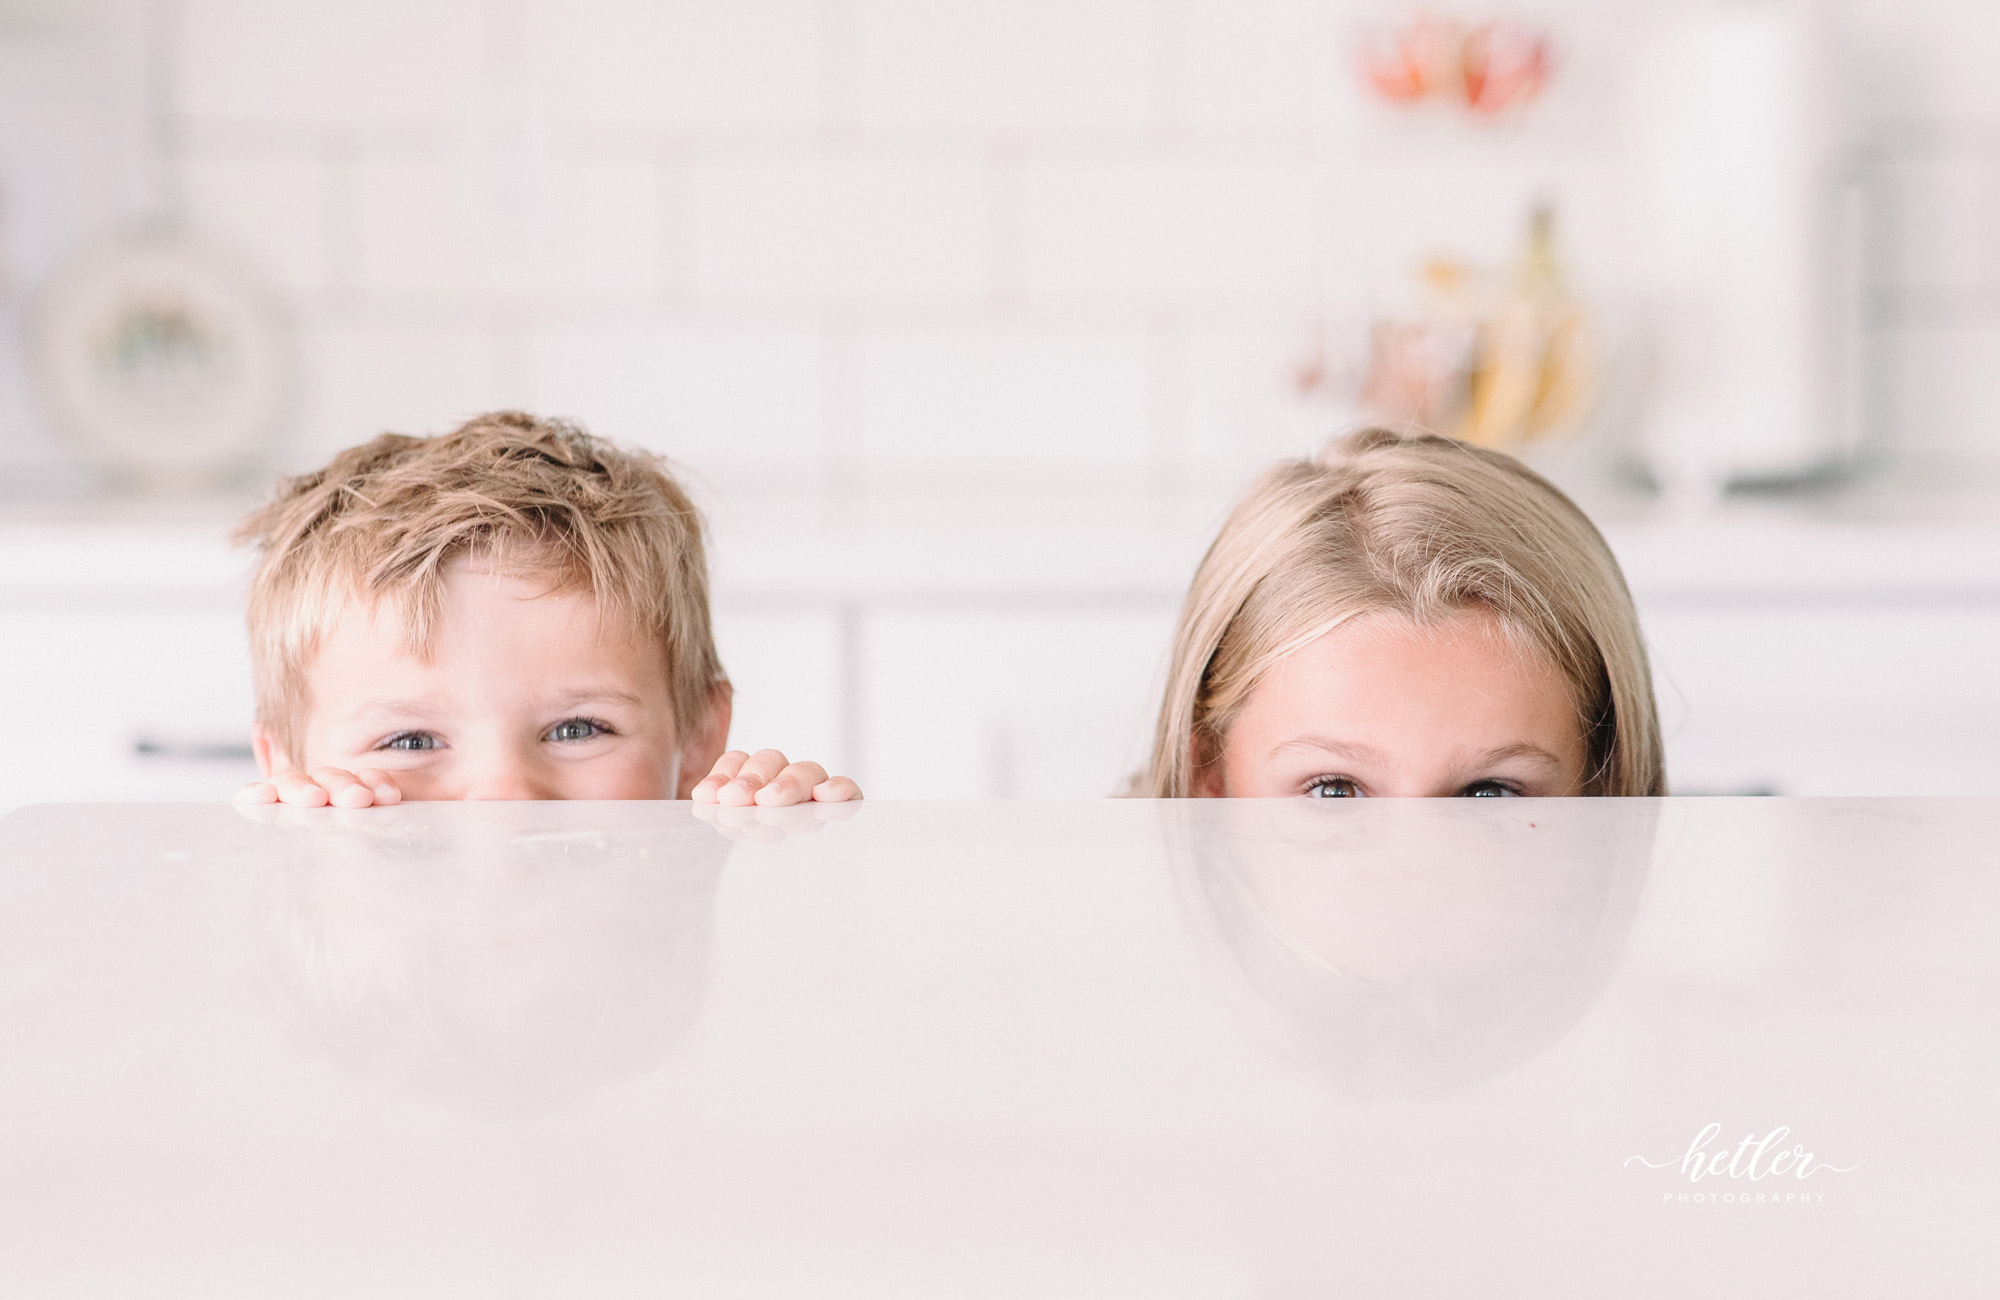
left=0, top=0, right=1996, bottom=804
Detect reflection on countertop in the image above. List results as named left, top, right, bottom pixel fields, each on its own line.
left=1, top=797, right=1996, bottom=1294
left=246, top=801, right=733, bottom=1113
left=1163, top=797, right=1658, bottom=1098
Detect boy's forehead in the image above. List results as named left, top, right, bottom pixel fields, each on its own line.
left=310, top=564, right=653, bottom=664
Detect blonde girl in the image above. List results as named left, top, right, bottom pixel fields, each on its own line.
left=1147, top=428, right=1663, bottom=799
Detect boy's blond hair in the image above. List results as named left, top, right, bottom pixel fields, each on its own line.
left=1147, top=428, right=1664, bottom=797
left=238, top=411, right=722, bottom=766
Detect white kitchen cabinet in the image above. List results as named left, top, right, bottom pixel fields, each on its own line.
left=0, top=604, right=258, bottom=805
left=1643, top=602, right=2000, bottom=796
left=856, top=605, right=1181, bottom=798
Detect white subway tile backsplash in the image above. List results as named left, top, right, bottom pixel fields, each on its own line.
left=179, top=0, right=486, bottom=125
left=530, top=326, right=826, bottom=466
left=1020, top=158, right=1322, bottom=299
left=857, top=329, right=1152, bottom=462
left=523, top=0, right=822, bottom=129
left=1890, top=324, right=2000, bottom=465
left=852, top=0, right=1153, bottom=130
left=1177, top=0, right=1337, bottom=130
left=356, top=155, right=493, bottom=296
left=710, top=608, right=845, bottom=773
left=17, top=0, right=1998, bottom=497
left=290, top=322, right=499, bottom=468
left=1316, top=153, right=1554, bottom=296
left=1183, top=324, right=1343, bottom=465
left=542, top=157, right=665, bottom=297
left=694, top=161, right=990, bottom=297
left=181, top=151, right=327, bottom=296
left=1842, top=0, right=2000, bottom=119
left=1882, top=148, right=2000, bottom=294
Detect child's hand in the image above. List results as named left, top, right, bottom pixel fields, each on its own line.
left=691, top=749, right=862, bottom=807
left=692, top=799, right=861, bottom=843
left=234, top=767, right=405, bottom=809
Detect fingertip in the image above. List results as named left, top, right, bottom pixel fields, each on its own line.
left=753, top=779, right=801, bottom=807
left=373, top=783, right=402, bottom=806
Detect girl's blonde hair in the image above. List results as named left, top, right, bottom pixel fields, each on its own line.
left=1146, top=428, right=1663, bottom=797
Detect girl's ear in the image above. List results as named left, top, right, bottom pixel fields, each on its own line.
left=250, top=723, right=290, bottom=779
left=675, top=680, right=734, bottom=799
left=1189, top=732, right=1226, bottom=798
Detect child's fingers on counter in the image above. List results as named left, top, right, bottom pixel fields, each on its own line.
left=271, top=771, right=330, bottom=807
left=813, top=776, right=863, bottom=803
left=692, top=750, right=752, bottom=802
left=754, top=762, right=829, bottom=806
left=717, top=749, right=792, bottom=805
left=305, top=767, right=376, bottom=808
left=354, top=768, right=402, bottom=805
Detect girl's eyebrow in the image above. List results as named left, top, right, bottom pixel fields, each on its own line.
left=1271, top=736, right=1389, bottom=764
left=1468, top=742, right=1564, bottom=769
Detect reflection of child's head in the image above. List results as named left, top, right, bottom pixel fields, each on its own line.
left=237, top=412, right=729, bottom=799
left=1165, top=798, right=1657, bottom=1098
left=1147, top=429, right=1663, bottom=799
left=257, top=803, right=730, bottom=1113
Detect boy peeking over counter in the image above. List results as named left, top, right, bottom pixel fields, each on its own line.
left=233, top=410, right=858, bottom=809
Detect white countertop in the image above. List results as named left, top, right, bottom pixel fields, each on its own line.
left=2, top=797, right=1994, bottom=1295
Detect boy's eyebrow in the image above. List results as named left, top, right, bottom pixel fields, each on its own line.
left=342, top=696, right=447, bottom=722
left=545, top=688, right=649, bottom=709
left=338, top=689, right=652, bottom=723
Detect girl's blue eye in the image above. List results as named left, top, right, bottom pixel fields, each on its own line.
left=546, top=718, right=608, bottom=743
left=1462, top=780, right=1519, bottom=798
left=1304, top=776, right=1363, bottom=798
left=380, top=732, right=439, bottom=752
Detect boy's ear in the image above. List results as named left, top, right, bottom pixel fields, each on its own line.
left=674, top=680, right=733, bottom=799
left=250, top=723, right=292, bottom=779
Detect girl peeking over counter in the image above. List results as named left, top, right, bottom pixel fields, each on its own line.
left=1145, top=428, right=1663, bottom=799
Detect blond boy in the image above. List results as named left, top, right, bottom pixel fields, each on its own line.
left=234, top=411, right=857, bottom=808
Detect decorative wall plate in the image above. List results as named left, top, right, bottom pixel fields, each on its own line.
left=31, top=228, right=291, bottom=486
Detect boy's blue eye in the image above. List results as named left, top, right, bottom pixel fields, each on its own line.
left=545, top=717, right=608, bottom=743
left=379, top=731, right=439, bottom=752
left=1462, top=780, right=1519, bottom=797
left=1304, top=776, right=1362, bottom=798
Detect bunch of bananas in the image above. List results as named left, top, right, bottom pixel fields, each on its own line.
left=1360, top=206, right=1594, bottom=451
